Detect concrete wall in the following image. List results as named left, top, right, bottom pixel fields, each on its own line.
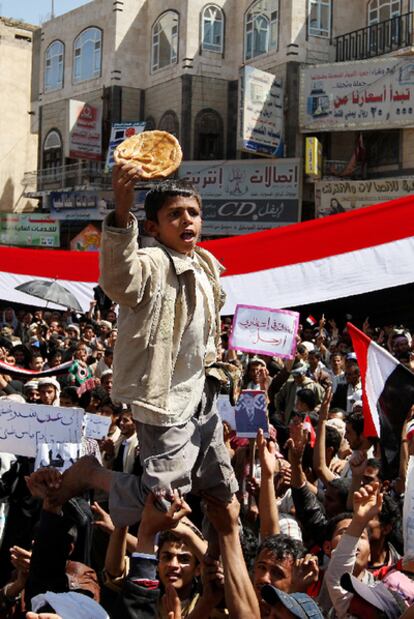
left=0, top=19, right=38, bottom=212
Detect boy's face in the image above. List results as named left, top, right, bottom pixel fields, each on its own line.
left=146, top=196, right=202, bottom=256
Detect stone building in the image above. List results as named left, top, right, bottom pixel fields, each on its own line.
left=24, top=0, right=414, bottom=231
left=0, top=17, right=38, bottom=212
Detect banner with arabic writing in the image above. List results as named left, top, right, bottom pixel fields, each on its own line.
left=300, top=56, right=414, bottom=132
left=0, top=214, right=60, bottom=248
left=315, top=177, right=414, bottom=217
left=179, top=159, right=301, bottom=235
left=229, top=304, right=299, bottom=359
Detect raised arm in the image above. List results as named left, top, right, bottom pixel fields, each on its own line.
left=205, top=495, right=260, bottom=619
left=313, top=387, right=336, bottom=486
left=257, top=429, right=280, bottom=539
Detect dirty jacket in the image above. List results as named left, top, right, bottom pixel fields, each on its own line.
left=99, top=213, right=225, bottom=426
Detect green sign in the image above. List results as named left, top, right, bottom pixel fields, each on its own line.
left=0, top=214, right=60, bottom=248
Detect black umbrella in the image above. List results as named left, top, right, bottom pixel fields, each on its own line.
left=15, top=280, right=83, bottom=312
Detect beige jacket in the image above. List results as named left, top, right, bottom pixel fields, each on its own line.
left=99, top=213, right=225, bottom=425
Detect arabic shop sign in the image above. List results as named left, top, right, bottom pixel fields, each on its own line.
left=315, top=177, right=414, bottom=217
left=0, top=214, right=60, bottom=248
left=67, top=99, right=103, bottom=161
left=49, top=190, right=147, bottom=221
left=179, top=159, right=301, bottom=236
left=238, top=65, right=284, bottom=157
left=229, top=305, right=300, bottom=359
left=300, top=56, right=414, bottom=132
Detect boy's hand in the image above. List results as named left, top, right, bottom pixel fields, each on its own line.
left=352, top=482, right=383, bottom=525
left=112, top=163, right=143, bottom=227
left=257, top=428, right=278, bottom=479
left=139, top=491, right=192, bottom=538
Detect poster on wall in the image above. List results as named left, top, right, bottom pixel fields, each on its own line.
left=68, top=100, right=102, bottom=160
left=315, top=177, right=414, bottom=217
left=300, top=56, right=414, bottom=132
left=70, top=224, right=101, bottom=251
left=179, top=159, right=301, bottom=235
left=238, top=65, right=284, bottom=157
left=0, top=214, right=60, bottom=247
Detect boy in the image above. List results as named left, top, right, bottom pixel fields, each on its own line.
left=47, top=162, right=238, bottom=554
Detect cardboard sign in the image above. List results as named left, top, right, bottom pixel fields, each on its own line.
left=229, top=304, right=299, bottom=359
left=0, top=401, right=84, bottom=458
left=84, top=413, right=111, bottom=440
left=217, top=395, right=236, bottom=430
left=235, top=390, right=269, bottom=438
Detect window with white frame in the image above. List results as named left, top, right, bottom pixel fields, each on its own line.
left=44, top=40, right=64, bottom=91
left=244, top=0, right=278, bottom=61
left=308, top=0, right=331, bottom=37
left=43, top=130, right=62, bottom=171
left=368, top=0, right=401, bottom=24
left=73, top=27, right=102, bottom=83
left=152, top=12, right=179, bottom=72
left=202, top=5, right=224, bottom=53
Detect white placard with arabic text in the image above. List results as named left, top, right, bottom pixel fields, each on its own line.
left=217, top=395, right=236, bottom=430
left=84, top=413, right=111, bottom=440
left=0, top=402, right=84, bottom=458
left=229, top=305, right=299, bottom=359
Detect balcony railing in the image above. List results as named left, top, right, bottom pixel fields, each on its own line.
left=335, top=11, right=414, bottom=62
left=22, top=161, right=112, bottom=192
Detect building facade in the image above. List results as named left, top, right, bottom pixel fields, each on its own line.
left=23, top=0, right=414, bottom=239
left=0, top=17, right=38, bottom=212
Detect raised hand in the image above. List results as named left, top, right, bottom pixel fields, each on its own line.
left=353, top=482, right=383, bottom=525
left=25, top=468, right=62, bottom=501
left=139, top=490, right=192, bottom=537
left=319, top=386, right=333, bottom=420
left=286, top=423, right=308, bottom=464
left=204, top=494, right=241, bottom=536
left=91, top=501, right=115, bottom=534
left=257, top=428, right=278, bottom=479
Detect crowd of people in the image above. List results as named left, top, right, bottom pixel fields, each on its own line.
left=0, top=302, right=412, bottom=619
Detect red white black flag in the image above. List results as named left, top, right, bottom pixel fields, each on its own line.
left=347, top=322, right=414, bottom=478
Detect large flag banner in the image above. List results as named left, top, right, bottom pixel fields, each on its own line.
left=347, top=322, right=414, bottom=478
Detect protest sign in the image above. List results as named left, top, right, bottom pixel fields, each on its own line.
left=35, top=442, right=81, bottom=472
left=84, top=413, right=111, bottom=440
left=229, top=304, right=299, bottom=359
left=235, top=390, right=269, bottom=439
left=217, top=395, right=236, bottom=430
left=0, top=401, right=84, bottom=458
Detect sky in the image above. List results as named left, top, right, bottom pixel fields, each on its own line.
left=0, top=0, right=92, bottom=25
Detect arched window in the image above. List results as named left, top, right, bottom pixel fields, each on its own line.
left=194, top=109, right=223, bottom=160
left=308, top=0, right=331, bottom=37
left=44, top=40, right=64, bottom=91
left=202, top=5, right=224, bottom=53
left=145, top=117, right=156, bottom=131
left=368, top=0, right=401, bottom=24
left=245, top=0, right=278, bottom=60
left=43, top=130, right=62, bottom=171
left=158, top=111, right=179, bottom=137
left=73, top=27, right=102, bottom=83
left=151, top=11, right=179, bottom=72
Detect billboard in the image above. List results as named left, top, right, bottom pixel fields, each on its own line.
left=238, top=65, right=284, bottom=157
left=70, top=224, right=101, bottom=252
left=49, top=190, right=147, bottom=221
left=300, top=57, right=414, bottom=132
left=315, top=177, right=414, bottom=217
left=68, top=100, right=102, bottom=160
left=0, top=213, right=60, bottom=247
left=179, top=159, right=301, bottom=235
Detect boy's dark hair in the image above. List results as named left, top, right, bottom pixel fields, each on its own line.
left=104, top=347, right=113, bottom=356
left=296, top=388, right=317, bottom=411
left=61, top=386, right=80, bottom=405
left=325, top=426, right=341, bottom=456
left=366, top=457, right=381, bottom=471
left=158, top=529, right=200, bottom=564
left=256, top=534, right=305, bottom=562
left=325, top=512, right=353, bottom=541
left=144, top=180, right=202, bottom=223
left=346, top=411, right=364, bottom=437
left=328, top=477, right=352, bottom=508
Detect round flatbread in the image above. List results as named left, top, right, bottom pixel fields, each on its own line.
left=113, top=130, right=182, bottom=180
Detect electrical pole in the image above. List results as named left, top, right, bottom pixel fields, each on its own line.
left=51, top=0, right=55, bottom=19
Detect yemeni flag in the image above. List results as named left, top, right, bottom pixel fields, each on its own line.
left=347, top=322, right=414, bottom=478
left=0, top=359, right=73, bottom=379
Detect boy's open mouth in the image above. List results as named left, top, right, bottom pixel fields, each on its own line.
left=180, top=231, right=195, bottom=241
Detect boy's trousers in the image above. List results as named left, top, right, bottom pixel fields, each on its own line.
left=108, top=376, right=239, bottom=527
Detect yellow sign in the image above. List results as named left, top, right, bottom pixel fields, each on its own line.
left=305, top=137, right=322, bottom=178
